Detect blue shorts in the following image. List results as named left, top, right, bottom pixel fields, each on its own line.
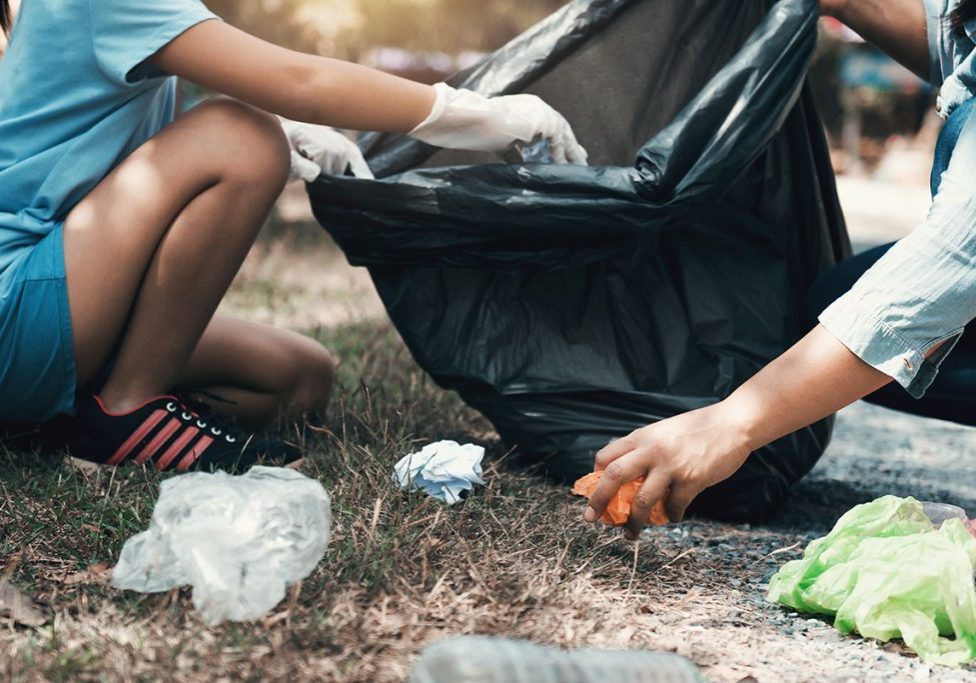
left=0, top=224, right=78, bottom=422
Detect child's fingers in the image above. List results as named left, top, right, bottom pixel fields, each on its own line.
left=347, top=149, right=375, bottom=179
left=290, top=152, right=321, bottom=182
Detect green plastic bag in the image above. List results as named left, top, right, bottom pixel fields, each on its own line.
left=767, top=496, right=976, bottom=666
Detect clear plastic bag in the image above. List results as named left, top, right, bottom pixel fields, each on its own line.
left=111, top=466, right=331, bottom=625
left=409, top=636, right=705, bottom=683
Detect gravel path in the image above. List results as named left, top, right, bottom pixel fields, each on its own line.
left=652, top=402, right=976, bottom=683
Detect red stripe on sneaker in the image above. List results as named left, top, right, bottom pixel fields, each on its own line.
left=176, top=436, right=214, bottom=472
left=133, top=418, right=181, bottom=465
left=155, top=427, right=200, bottom=471
left=107, top=409, right=167, bottom=466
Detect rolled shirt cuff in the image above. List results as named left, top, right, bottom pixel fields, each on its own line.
left=819, top=300, right=964, bottom=399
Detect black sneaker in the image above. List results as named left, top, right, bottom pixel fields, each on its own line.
left=66, top=394, right=303, bottom=473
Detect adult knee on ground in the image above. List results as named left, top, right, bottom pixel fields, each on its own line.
left=193, top=97, right=291, bottom=190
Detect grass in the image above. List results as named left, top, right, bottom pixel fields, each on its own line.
left=3, top=320, right=715, bottom=682
left=4, top=225, right=965, bottom=682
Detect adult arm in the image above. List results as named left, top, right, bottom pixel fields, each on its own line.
left=584, top=327, right=891, bottom=539
left=821, top=0, right=930, bottom=81
left=587, top=107, right=976, bottom=540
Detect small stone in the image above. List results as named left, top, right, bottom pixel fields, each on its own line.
left=912, top=666, right=931, bottom=681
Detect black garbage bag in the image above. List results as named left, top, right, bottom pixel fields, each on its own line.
left=308, top=0, right=850, bottom=523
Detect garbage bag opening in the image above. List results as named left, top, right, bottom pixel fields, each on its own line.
left=420, top=0, right=771, bottom=170
left=309, top=0, right=850, bottom=523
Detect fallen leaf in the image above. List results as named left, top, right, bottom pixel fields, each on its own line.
left=0, top=578, right=48, bottom=627
left=62, top=562, right=113, bottom=586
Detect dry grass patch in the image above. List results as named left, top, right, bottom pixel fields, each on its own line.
left=3, top=260, right=969, bottom=681
left=3, top=321, right=758, bottom=682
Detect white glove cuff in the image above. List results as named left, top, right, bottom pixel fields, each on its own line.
left=411, top=82, right=452, bottom=133
left=408, top=83, right=527, bottom=152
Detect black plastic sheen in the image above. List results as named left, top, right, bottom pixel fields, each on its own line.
left=308, top=0, right=851, bottom=522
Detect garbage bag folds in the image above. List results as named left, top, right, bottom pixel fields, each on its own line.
left=308, top=0, right=850, bottom=522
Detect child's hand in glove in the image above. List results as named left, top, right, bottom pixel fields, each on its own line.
left=408, top=83, right=588, bottom=165
left=279, top=119, right=374, bottom=182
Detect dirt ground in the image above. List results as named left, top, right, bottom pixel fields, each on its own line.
left=215, top=178, right=976, bottom=682
left=264, top=177, right=976, bottom=682
left=4, top=178, right=976, bottom=682
left=639, top=400, right=976, bottom=682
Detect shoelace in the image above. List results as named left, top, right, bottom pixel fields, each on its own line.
left=171, top=392, right=245, bottom=445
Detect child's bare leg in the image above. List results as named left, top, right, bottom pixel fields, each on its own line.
left=63, top=98, right=290, bottom=413
left=173, top=315, right=336, bottom=428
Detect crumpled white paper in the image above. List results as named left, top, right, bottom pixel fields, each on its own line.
left=111, top=467, right=331, bottom=626
left=394, top=441, right=485, bottom=505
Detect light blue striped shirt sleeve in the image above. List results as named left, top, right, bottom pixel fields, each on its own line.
left=924, top=0, right=976, bottom=118
left=819, top=109, right=976, bottom=398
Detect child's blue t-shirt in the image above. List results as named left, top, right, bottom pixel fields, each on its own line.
left=0, top=0, right=219, bottom=277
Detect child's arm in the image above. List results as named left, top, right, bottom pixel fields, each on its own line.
left=152, top=21, right=434, bottom=132
left=151, top=20, right=586, bottom=163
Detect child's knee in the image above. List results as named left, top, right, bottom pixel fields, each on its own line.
left=288, top=344, right=337, bottom=416
left=194, top=98, right=290, bottom=189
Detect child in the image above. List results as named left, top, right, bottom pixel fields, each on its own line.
left=0, top=0, right=586, bottom=473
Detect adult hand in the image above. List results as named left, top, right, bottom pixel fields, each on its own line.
left=408, top=83, right=589, bottom=165
left=280, top=119, right=374, bottom=182
left=583, top=403, right=753, bottom=540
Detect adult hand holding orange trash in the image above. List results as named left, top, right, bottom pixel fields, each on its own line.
left=583, top=327, right=894, bottom=541
left=582, top=402, right=754, bottom=541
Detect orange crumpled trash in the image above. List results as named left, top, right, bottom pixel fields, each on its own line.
left=572, top=472, right=669, bottom=526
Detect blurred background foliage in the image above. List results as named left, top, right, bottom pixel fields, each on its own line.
left=345, top=0, right=568, bottom=55
left=204, top=0, right=326, bottom=55
left=204, top=0, right=569, bottom=62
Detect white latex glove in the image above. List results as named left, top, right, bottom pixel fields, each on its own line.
left=279, top=118, right=374, bottom=182
left=408, top=83, right=588, bottom=165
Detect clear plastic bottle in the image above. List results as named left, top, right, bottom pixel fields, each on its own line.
left=921, top=501, right=976, bottom=538
left=409, top=636, right=706, bottom=683
left=516, top=138, right=554, bottom=164
left=921, top=501, right=968, bottom=526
